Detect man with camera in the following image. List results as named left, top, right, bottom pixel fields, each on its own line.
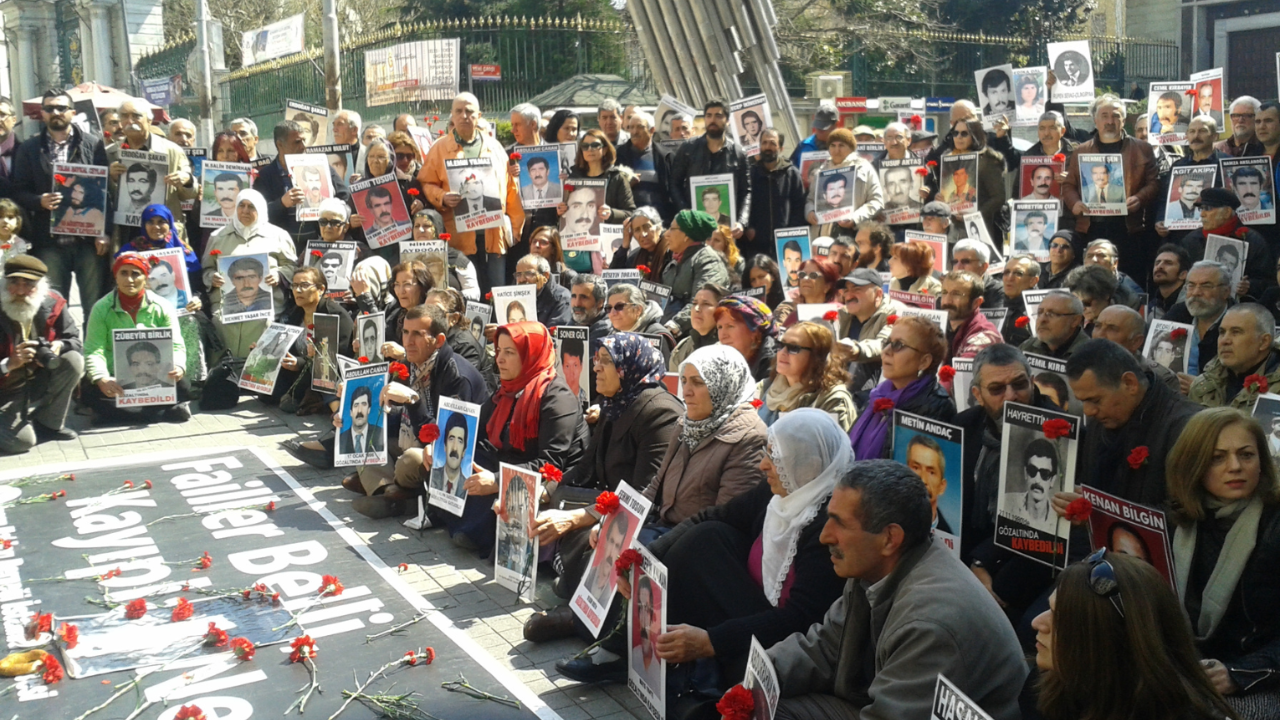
left=0, top=256, right=85, bottom=453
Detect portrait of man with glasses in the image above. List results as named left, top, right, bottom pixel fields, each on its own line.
left=1001, top=436, right=1062, bottom=535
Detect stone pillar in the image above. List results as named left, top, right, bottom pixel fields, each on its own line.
left=89, top=3, right=114, bottom=86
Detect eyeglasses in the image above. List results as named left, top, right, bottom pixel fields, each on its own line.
left=1024, top=463, right=1056, bottom=480
left=608, top=302, right=636, bottom=314
left=1006, top=270, right=1034, bottom=279
left=395, top=152, right=417, bottom=161
left=954, top=131, right=971, bottom=138
left=779, top=342, right=812, bottom=355
left=582, top=142, right=604, bottom=150
left=797, top=271, right=826, bottom=281
left=1038, top=310, right=1079, bottom=320
left=42, top=105, right=71, bottom=114
left=983, top=376, right=1031, bottom=397
left=317, top=218, right=346, bottom=228
left=393, top=282, right=419, bottom=290
left=293, top=282, right=318, bottom=291
left=1085, top=548, right=1125, bottom=618
left=882, top=338, right=921, bottom=355
left=514, top=270, right=541, bottom=281
left=1230, top=113, right=1255, bottom=121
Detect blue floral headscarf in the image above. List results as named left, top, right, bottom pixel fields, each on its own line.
left=593, top=332, right=665, bottom=422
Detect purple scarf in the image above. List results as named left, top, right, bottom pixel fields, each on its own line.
left=849, top=375, right=935, bottom=460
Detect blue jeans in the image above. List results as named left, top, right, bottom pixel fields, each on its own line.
left=35, top=240, right=109, bottom=311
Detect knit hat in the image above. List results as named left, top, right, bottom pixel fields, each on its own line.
left=675, top=210, right=717, bottom=243
left=827, top=128, right=856, bottom=149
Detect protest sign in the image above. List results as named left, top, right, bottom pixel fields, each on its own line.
left=217, top=253, right=273, bottom=324
left=997, top=402, right=1080, bottom=569
left=1078, top=153, right=1126, bottom=216
left=199, top=160, right=251, bottom=228
left=1220, top=156, right=1275, bottom=226
left=284, top=154, right=334, bottom=222
left=112, top=328, right=177, bottom=407
left=334, top=362, right=389, bottom=468
left=496, top=463, right=539, bottom=601
left=50, top=163, right=108, bottom=237
left=730, top=95, right=771, bottom=157
left=491, top=284, right=537, bottom=325
left=892, top=411, right=963, bottom=557
left=1080, top=485, right=1176, bottom=589
left=428, top=397, right=481, bottom=516
left=115, top=149, right=169, bottom=226
left=628, top=546, right=668, bottom=720
left=571, top=480, right=652, bottom=637
left=238, top=323, right=303, bottom=394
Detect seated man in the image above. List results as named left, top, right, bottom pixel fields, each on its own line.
left=1189, top=303, right=1280, bottom=409
left=1083, top=239, right=1143, bottom=299
left=0, top=256, right=84, bottom=452
left=998, top=253, right=1040, bottom=345
left=951, top=239, right=1003, bottom=308
left=1091, top=305, right=1180, bottom=392
left=939, top=270, right=1002, bottom=365
left=1178, top=188, right=1274, bottom=300
left=834, top=268, right=908, bottom=395
left=766, top=460, right=1026, bottom=720
left=1020, top=290, right=1087, bottom=359
left=514, top=254, right=572, bottom=327
left=1165, top=261, right=1233, bottom=389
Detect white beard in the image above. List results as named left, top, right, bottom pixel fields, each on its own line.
left=1, top=279, right=48, bottom=326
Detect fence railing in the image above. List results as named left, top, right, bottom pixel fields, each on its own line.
left=135, top=15, right=647, bottom=132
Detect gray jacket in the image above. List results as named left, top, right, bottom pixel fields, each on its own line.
left=661, top=243, right=731, bottom=336
left=767, top=536, right=1026, bottom=720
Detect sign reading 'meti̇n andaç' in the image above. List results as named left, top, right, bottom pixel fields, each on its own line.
left=0, top=448, right=554, bottom=719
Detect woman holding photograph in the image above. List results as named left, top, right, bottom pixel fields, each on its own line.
left=847, top=315, right=954, bottom=458
left=755, top=322, right=855, bottom=431
left=926, top=119, right=1007, bottom=242
left=1165, top=408, right=1280, bottom=718
left=803, top=128, right=883, bottom=237
left=888, top=240, right=942, bottom=296
left=774, top=257, right=842, bottom=328
left=272, top=265, right=353, bottom=413
left=1031, top=550, right=1238, bottom=720
left=561, top=129, right=637, bottom=274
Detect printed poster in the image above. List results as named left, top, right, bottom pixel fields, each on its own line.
left=892, top=411, right=963, bottom=557
left=628, top=545, right=667, bottom=720
left=951, top=356, right=976, bottom=413
left=491, top=284, right=537, bottom=326
left=464, top=302, right=492, bottom=350
left=217, top=253, right=273, bottom=324
left=1078, top=153, right=1126, bottom=216
left=1250, top=393, right=1280, bottom=462
left=996, top=402, right=1080, bottom=569
left=115, top=149, right=169, bottom=226
left=516, top=144, right=564, bottom=210
left=306, top=143, right=355, bottom=184
left=812, top=167, right=857, bottom=225
left=334, top=361, right=389, bottom=468
left=974, top=64, right=1015, bottom=124
left=962, top=211, right=1000, bottom=260
left=904, top=230, right=948, bottom=273
left=1079, top=484, right=1175, bottom=589
left=775, top=226, right=811, bottom=291
left=640, top=279, right=672, bottom=311
left=601, top=223, right=626, bottom=266
left=729, top=95, right=771, bottom=157
left=351, top=172, right=412, bottom=247
left=1012, top=67, right=1048, bottom=127
left=180, top=147, right=205, bottom=212
left=1146, top=82, right=1194, bottom=145
left=1220, top=157, right=1275, bottom=226
left=932, top=674, right=995, bottom=720
left=200, top=160, right=252, bottom=228
left=238, top=323, right=303, bottom=394
left=571, top=480, right=652, bottom=637
left=1164, top=165, right=1217, bottom=231
left=50, top=163, right=108, bottom=238
left=303, top=240, right=358, bottom=296
left=286, top=99, right=329, bottom=146
left=309, top=312, right=341, bottom=393
left=690, top=174, right=736, bottom=229
left=284, top=153, right=334, bottom=222
left=428, top=397, right=481, bottom=516
left=138, top=247, right=191, bottom=314
left=364, top=39, right=461, bottom=106
left=1025, top=351, right=1082, bottom=416
left=743, top=636, right=780, bottom=720
left=1204, top=233, right=1248, bottom=296
left=654, top=95, right=697, bottom=142
left=879, top=158, right=924, bottom=224
left=554, top=326, right=590, bottom=403
left=560, top=178, right=607, bottom=252
left=1189, top=68, right=1224, bottom=130
left=939, top=152, right=978, bottom=215
left=1019, top=155, right=1063, bottom=202
left=241, top=14, right=304, bottom=67
left=1048, top=40, right=1094, bottom=103
left=1009, top=200, right=1059, bottom=257
left=798, top=151, right=829, bottom=192
left=603, top=269, right=642, bottom=291
left=112, top=328, right=177, bottom=407
left=495, top=463, right=539, bottom=601
left=855, top=142, right=884, bottom=166
left=355, top=312, right=385, bottom=363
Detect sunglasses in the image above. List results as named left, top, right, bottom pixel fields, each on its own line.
left=317, top=218, right=346, bottom=228
left=1085, top=548, right=1125, bottom=618
left=954, top=131, right=971, bottom=138
left=395, top=152, right=416, bottom=161
left=607, top=302, right=635, bottom=314
left=797, top=271, right=826, bottom=281
left=582, top=142, right=604, bottom=150
left=1024, top=463, right=1056, bottom=480
left=779, top=342, right=812, bottom=355
left=984, top=376, right=1031, bottom=397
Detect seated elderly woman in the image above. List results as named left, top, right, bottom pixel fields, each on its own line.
left=83, top=253, right=191, bottom=425
left=273, top=265, right=353, bottom=414
left=773, top=257, right=843, bottom=328
left=1166, top=407, right=1280, bottom=718
left=756, top=321, right=855, bottom=431
left=889, top=240, right=942, bottom=296
left=1031, top=551, right=1237, bottom=720
left=621, top=207, right=669, bottom=283
left=407, top=207, right=480, bottom=300
left=716, top=295, right=778, bottom=381
left=607, top=283, right=673, bottom=363
left=521, top=334, right=683, bottom=639
left=554, top=410, right=849, bottom=692
left=847, top=314, right=955, bottom=458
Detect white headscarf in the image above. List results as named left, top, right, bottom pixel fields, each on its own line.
left=231, top=189, right=269, bottom=236
left=677, top=345, right=755, bottom=450
left=761, top=408, right=853, bottom=607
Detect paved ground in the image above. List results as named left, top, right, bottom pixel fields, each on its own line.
left=10, top=300, right=649, bottom=720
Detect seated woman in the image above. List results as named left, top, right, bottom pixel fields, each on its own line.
left=756, top=321, right=855, bottom=431
left=439, top=321, right=589, bottom=554
left=521, top=335, right=682, bottom=634
left=1031, top=551, right=1237, bottom=720
left=773, top=257, right=843, bottom=328
left=83, top=253, right=191, bottom=424
left=274, top=266, right=353, bottom=413
left=528, top=225, right=578, bottom=289
left=889, top=240, right=942, bottom=296
left=119, top=205, right=201, bottom=286
left=715, top=295, right=778, bottom=382
left=670, top=283, right=728, bottom=370
left=744, top=254, right=785, bottom=309
left=620, top=207, right=669, bottom=282
left=409, top=207, right=479, bottom=301
left=424, top=287, right=497, bottom=391
left=847, top=315, right=954, bottom=458
left=365, top=260, right=432, bottom=359
left=1166, top=408, right=1280, bottom=718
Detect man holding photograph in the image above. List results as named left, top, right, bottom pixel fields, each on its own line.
left=1001, top=438, right=1061, bottom=534
left=1177, top=189, right=1271, bottom=300
left=1156, top=116, right=1227, bottom=238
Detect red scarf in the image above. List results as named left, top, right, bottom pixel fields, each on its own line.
left=1204, top=213, right=1243, bottom=239
left=485, top=322, right=557, bottom=453
left=117, top=291, right=144, bottom=321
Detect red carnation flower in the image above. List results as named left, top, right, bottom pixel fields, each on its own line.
left=910, top=114, right=923, bottom=128
left=440, top=232, right=451, bottom=241
left=914, top=166, right=929, bottom=176
left=204, top=622, right=229, bottom=647
left=823, top=309, right=839, bottom=322
left=407, top=187, right=420, bottom=196
left=210, top=249, right=222, bottom=256
left=171, top=597, right=194, bottom=622
left=1, top=539, right=9, bottom=550
left=57, top=622, right=78, bottom=649
left=1042, top=418, right=1072, bottom=439
left=41, top=654, right=64, bottom=685
left=614, top=548, right=642, bottom=576
left=716, top=684, right=755, bottom=720
left=564, top=184, right=575, bottom=192
left=1015, top=315, right=1030, bottom=328
left=1127, top=445, right=1150, bottom=470
left=886, top=314, right=898, bottom=325
left=144, top=479, right=152, bottom=489
left=307, top=324, right=315, bottom=330
left=637, top=264, right=651, bottom=275
left=289, top=635, right=318, bottom=663
left=872, top=398, right=895, bottom=414
left=926, top=160, right=938, bottom=168
left=147, top=256, right=160, bottom=267
left=389, top=361, right=410, bottom=381
left=1064, top=497, right=1093, bottom=523
left=938, top=365, right=956, bottom=382
left=1235, top=227, right=1249, bottom=239
left=485, top=292, right=493, bottom=301
left=510, top=152, right=522, bottom=161
left=432, top=115, right=440, bottom=122
left=230, top=637, right=255, bottom=661
left=418, top=423, right=440, bottom=444
left=1245, top=374, right=1269, bottom=394
left=30, top=612, right=52, bottom=635
left=539, top=463, right=563, bottom=482
left=124, top=480, right=133, bottom=488
left=175, top=705, right=208, bottom=720
left=1052, top=153, right=1066, bottom=163
left=266, top=500, right=276, bottom=512
left=53, top=174, right=67, bottom=185
left=358, top=355, right=370, bottom=364
left=125, top=598, right=148, bottom=619
left=197, top=551, right=212, bottom=570
left=311, top=250, right=323, bottom=257
left=594, top=491, right=620, bottom=515
left=1169, top=327, right=1188, bottom=341
left=1185, top=87, right=1199, bottom=97
left=405, top=647, right=436, bottom=665
left=320, top=574, right=344, bottom=597
left=398, top=563, right=408, bottom=572
left=750, top=398, right=764, bottom=408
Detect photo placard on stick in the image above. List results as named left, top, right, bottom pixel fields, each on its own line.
left=217, top=253, right=273, bottom=323
left=571, top=480, right=653, bottom=637
left=729, top=95, right=771, bottom=157
left=284, top=153, right=335, bottom=222
left=1146, top=82, right=1194, bottom=145
left=892, top=410, right=964, bottom=557
left=516, top=144, right=564, bottom=210
left=285, top=99, right=329, bottom=146
left=1079, top=484, right=1175, bottom=589
left=138, top=247, right=191, bottom=314
left=743, top=636, right=780, bottom=720
left=855, top=142, right=884, bottom=166
left=1009, top=200, right=1060, bottom=258
left=560, top=178, right=607, bottom=251
left=639, top=280, right=672, bottom=311
left=310, top=312, right=341, bottom=393
left=445, top=157, right=504, bottom=233
left=238, top=323, right=303, bottom=394
left=812, top=166, right=858, bottom=224
left=351, top=173, right=412, bottom=247
left=200, top=161, right=252, bottom=228
left=1220, top=156, right=1275, bottom=226
left=554, top=326, right=590, bottom=404
left=1019, top=156, right=1063, bottom=202
left=628, top=546, right=667, bottom=720
left=1048, top=40, right=1094, bottom=103
left=334, top=362, right=389, bottom=468
left=880, top=159, right=924, bottom=224
left=690, top=174, right=736, bottom=228
left=1012, top=67, right=1048, bottom=127
left=1189, top=68, right=1224, bottom=129
left=1164, top=166, right=1217, bottom=231
left=654, top=95, right=698, bottom=142
left=355, top=312, right=385, bottom=363
left=996, top=402, right=1079, bottom=569
left=112, top=328, right=177, bottom=407
left=115, top=149, right=169, bottom=226
left=491, top=284, right=537, bottom=326
left=798, top=151, right=829, bottom=192
left=939, top=153, right=978, bottom=215
left=1078, top=153, right=1126, bottom=216
left=974, top=64, right=1015, bottom=125
left=428, top=397, right=481, bottom=516
left=50, top=163, right=109, bottom=238
left=495, top=463, right=539, bottom=601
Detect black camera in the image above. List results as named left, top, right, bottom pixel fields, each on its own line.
left=31, top=338, right=61, bottom=370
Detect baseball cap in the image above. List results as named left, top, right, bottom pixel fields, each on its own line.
left=812, top=106, right=838, bottom=131
left=1195, top=187, right=1240, bottom=210
left=921, top=201, right=951, bottom=219
left=838, top=268, right=882, bottom=288
left=5, top=255, right=47, bottom=281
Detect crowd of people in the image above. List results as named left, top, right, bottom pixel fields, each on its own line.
left=0, top=78, right=1277, bottom=720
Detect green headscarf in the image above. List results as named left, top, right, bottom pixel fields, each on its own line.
left=675, top=209, right=717, bottom=243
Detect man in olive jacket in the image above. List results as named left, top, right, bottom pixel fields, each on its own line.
left=767, top=460, right=1025, bottom=720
